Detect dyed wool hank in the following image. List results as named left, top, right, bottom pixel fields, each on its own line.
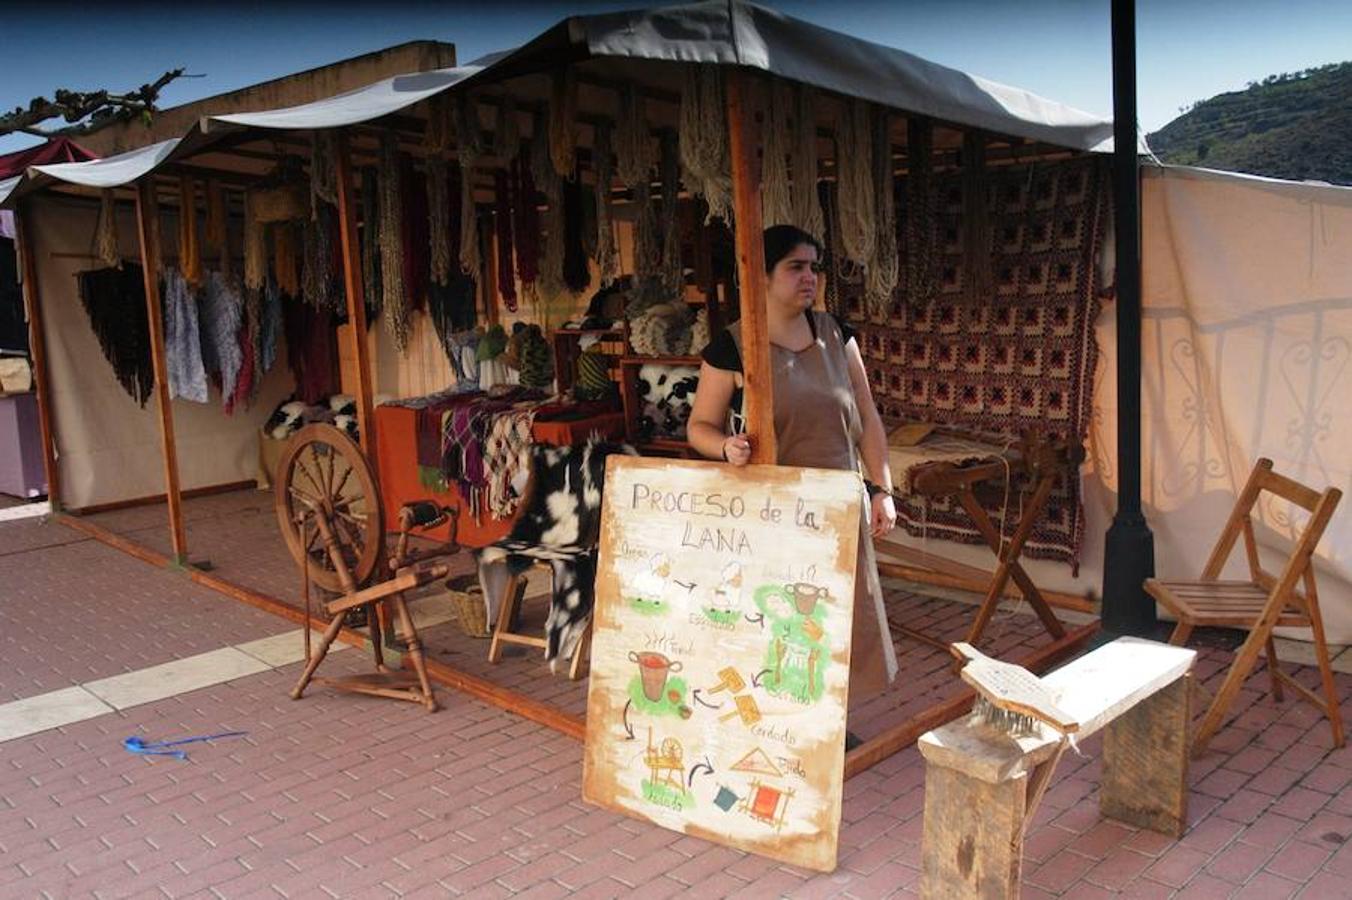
left=77, top=264, right=154, bottom=407
left=163, top=268, right=208, bottom=403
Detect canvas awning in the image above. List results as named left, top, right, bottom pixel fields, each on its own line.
left=2, top=1, right=1121, bottom=208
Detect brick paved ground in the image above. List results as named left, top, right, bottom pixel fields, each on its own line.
left=2, top=495, right=1350, bottom=897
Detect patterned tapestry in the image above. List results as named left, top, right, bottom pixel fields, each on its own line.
left=838, top=155, right=1111, bottom=568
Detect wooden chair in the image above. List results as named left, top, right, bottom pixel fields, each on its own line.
left=1145, top=458, right=1344, bottom=756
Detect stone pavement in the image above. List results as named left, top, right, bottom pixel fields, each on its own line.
left=2, top=509, right=1351, bottom=898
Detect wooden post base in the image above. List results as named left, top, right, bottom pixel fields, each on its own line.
left=920, top=764, right=1027, bottom=898
left=1101, top=673, right=1190, bottom=836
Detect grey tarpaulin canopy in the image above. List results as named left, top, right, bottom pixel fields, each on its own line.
left=1, top=0, right=1117, bottom=207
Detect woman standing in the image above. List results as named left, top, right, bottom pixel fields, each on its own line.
left=687, top=225, right=898, bottom=708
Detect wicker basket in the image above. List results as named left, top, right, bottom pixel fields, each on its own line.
left=446, top=574, right=490, bottom=639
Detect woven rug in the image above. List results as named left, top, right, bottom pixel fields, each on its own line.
left=842, top=156, right=1111, bottom=569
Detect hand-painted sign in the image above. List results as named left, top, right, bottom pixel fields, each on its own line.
left=583, top=456, right=861, bottom=872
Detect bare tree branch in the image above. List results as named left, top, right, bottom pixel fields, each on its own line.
left=1, top=69, right=187, bottom=140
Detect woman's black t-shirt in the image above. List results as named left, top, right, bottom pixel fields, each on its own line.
left=700, top=312, right=858, bottom=373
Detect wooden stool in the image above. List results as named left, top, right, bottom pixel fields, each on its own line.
left=918, top=638, right=1195, bottom=899
left=486, top=560, right=591, bottom=680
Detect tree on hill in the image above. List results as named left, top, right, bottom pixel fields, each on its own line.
left=1147, top=61, right=1352, bottom=186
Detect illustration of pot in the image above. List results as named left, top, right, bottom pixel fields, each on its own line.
left=629, top=651, right=683, bottom=702
left=789, top=582, right=830, bottom=616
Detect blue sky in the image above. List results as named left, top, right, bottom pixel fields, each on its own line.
left=2, top=0, right=1349, bottom=156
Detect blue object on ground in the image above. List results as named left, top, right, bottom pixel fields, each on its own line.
left=122, top=731, right=248, bottom=761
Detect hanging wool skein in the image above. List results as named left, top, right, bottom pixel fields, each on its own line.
left=511, top=148, right=540, bottom=306
left=273, top=222, right=301, bottom=297
left=302, top=202, right=338, bottom=309
left=95, top=189, right=121, bottom=269
left=243, top=193, right=266, bottom=291
left=531, top=110, right=567, bottom=309
left=962, top=130, right=994, bottom=304
left=455, top=95, right=483, bottom=281
left=657, top=130, right=683, bottom=298
left=678, top=66, right=733, bottom=225
left=492, top=93, right=521, bottom=162
left=549, top=68, right=578, bottom=178
left=562, top=173, right=590, bottom=294
left=494, top=168, right=517, bottom=312
left=310, top=132, right=339, bottom=215
left=866, top=108, right=899, bottom=316
left=905, top=117, right=936, bottom=306
left=425, top=95, right=453, bottom=287
left=614, top=81, right=654, bottom=191
left=593, top=122, right=619, bottom=287
left=378, top=129, right=410, bottom=351
left=834, top=98, right=876, bottom=272
left=360, top=166, right=382, bottom=320
left=204, top=180, right=229, bottom=274
left=760, top=80, right=793, bottom=228
left=631, top=182, right=660, bottom=292
left=791, top=84, right=825, bottom=239
left=178, top=177, right=203, bottom=288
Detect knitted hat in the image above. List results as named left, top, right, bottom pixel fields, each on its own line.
left=574, top=347, right=613, bottom=400
left=517, top=324, right=554, bottom=388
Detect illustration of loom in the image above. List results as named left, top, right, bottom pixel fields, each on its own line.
left=739, top=779, right=794, bottom=831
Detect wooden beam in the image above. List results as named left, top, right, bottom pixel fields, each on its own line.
left=66, top=479, right=257, bottom=516
left=333, top=132, right=377, bottom=460
left=133, top=180, right=188, bottom=563
left=13, top=205, right=60, bottom=510
left=725, top=69, right=776, bottom=464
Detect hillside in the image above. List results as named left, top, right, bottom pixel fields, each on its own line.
left=1146, top=61, right=1352, bottom=186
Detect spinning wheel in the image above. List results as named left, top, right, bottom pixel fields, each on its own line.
left=275, top=424, right=384, bottom=593
left=273, top=424, right=443, bottom=712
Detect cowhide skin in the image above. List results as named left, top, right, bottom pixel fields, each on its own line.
left=477, top=438, right=638, bottom=667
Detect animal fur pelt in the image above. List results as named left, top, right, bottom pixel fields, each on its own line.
left=477, top=439, right=637, bottom=666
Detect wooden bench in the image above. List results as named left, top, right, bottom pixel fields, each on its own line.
left=917, top=637, right=1196, bottom=899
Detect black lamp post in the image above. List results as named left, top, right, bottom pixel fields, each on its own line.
left=1101, top=0, right=1157, bottom=635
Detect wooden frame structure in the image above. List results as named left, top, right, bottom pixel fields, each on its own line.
left=878, top=436, right=1089, bottom=653
left=6, top=21, right=1116, bottom=778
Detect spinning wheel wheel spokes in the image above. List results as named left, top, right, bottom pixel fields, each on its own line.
left=275, top=424, right=384, bottom=593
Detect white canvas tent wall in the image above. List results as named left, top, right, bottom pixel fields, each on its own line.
left=1096, top=164, right=1352, bottom=642
left=23, top=197, right=294, bottom=508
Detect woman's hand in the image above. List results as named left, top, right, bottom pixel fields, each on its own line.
left=870, top=491, right=897, bottom=538
left=722, top=435, right=752, bottom=466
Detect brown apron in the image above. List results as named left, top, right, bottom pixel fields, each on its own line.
left=730, top=312, right=898, bottom=703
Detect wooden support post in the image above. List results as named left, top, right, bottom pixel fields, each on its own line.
left=333, top=131, right=377, bottom=459
left=1100, top=673, right=1191, bottom=836
left=133, top=180, right=188, bottom=564
left=920, top=765, right=1026, bottom=898
left=13, top=205, right=60, bottom=509
left=724, top=69, right=776, bottom=464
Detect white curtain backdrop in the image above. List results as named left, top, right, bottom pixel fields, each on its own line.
left=1090, top=165, right=1352, bottom=642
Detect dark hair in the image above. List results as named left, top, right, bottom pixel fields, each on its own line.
left=763, top=225, right=822, bottom=273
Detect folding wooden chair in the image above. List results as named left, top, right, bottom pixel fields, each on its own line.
left=1145, top=458, right=1344, bottom=756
